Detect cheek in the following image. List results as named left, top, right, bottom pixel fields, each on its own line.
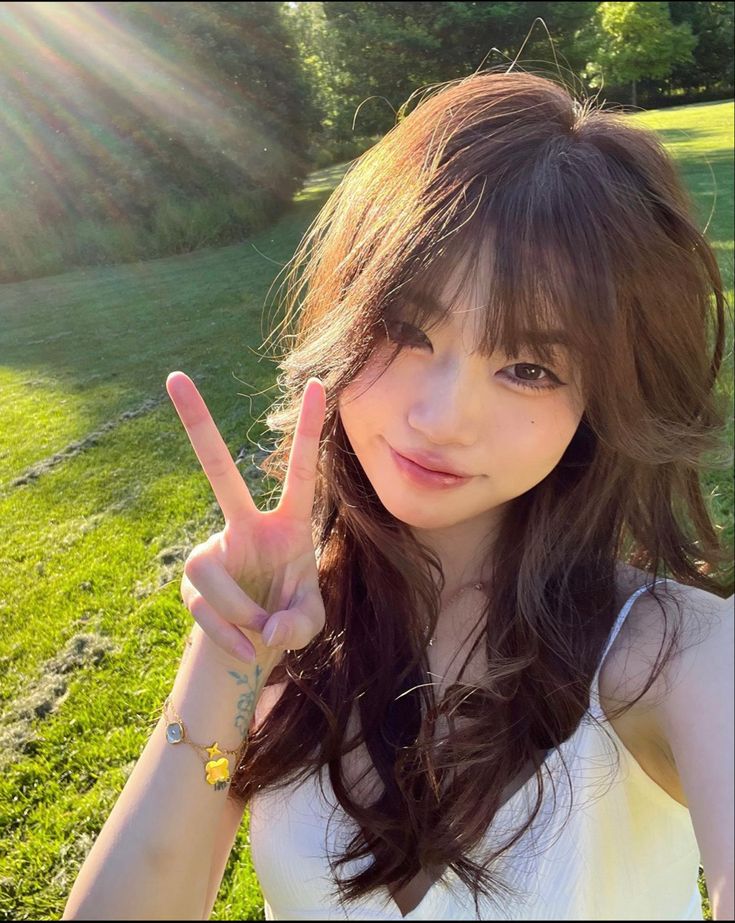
left=495, top=402, right=583, bottom=470
left=338, top=353, right=399, bottom=432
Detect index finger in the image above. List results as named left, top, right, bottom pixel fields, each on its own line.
left=166, top=371, right=258, bottom=523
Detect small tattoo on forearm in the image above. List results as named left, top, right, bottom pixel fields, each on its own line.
left=228, top=664, right=264, bottom=739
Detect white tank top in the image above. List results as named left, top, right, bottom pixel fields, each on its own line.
left=248, top=580, right=703, bottom=919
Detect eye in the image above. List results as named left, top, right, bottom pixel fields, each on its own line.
left=384, top=320, right=565, bottom=391
left=385, top=320, right=431, bottom=350
left=501, top=363, right=563, bottom=392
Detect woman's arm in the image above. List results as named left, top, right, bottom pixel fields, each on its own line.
left=203, top=795, right=246, bottom=921
left=654, top=589, right=734, bottom=921
left=62, top=625, right=281, bottom=920
left=201, top=679, right=287, bottom=919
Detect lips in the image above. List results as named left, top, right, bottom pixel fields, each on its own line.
left=394, top=448, right=471, bottom=478
left=389, top=446, right=472, bottom=490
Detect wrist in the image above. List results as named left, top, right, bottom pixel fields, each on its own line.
left=170, top=626, right=277, bottom=753
left=186, top=621, right=284, bottom=675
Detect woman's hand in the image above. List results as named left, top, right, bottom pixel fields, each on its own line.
left=166, top=371, right=327, bottom=663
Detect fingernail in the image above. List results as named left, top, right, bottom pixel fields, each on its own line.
left=236, top=642, right=256, bottom=663
left=262, top=621, right=286, bottom=648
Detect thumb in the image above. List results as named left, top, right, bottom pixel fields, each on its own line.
left=261, top=604, right=321, bottom=650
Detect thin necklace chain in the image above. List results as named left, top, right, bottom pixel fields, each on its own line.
left=429, top=581, right=484, bottom=646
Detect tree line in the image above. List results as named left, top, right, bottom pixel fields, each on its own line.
left=0, top=1, right=732, bottom=282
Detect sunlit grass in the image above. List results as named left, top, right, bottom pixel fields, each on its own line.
left=0, top=101, right=732, bottom=920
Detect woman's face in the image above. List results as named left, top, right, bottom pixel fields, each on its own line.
left=338, top=274, right=585, bottom=535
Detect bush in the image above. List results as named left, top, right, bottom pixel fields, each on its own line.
left=308, top=135, right=379, bottom=169
left=0, top=183, right=289, bottom=282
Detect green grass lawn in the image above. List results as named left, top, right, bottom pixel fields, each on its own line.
left=0, top=101, right=732, bottom=921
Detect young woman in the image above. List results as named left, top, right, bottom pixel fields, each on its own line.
left=63, top=70, right=733, bottom=921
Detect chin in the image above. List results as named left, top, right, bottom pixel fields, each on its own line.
left=372, top=488, right=466, bottom=529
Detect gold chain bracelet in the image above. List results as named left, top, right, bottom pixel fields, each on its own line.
left=162, top=695, right=244, bottom=791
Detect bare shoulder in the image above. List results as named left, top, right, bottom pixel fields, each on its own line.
left=605, top=561, right=729, bottom=708
left=600, top=562, right=732, bottom=807
left=606, top=565, right=734, bottom=919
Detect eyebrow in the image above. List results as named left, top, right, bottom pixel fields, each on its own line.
left=403, top=293, right=570, bottom=347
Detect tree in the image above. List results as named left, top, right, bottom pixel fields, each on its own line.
left=582, top=1, right=697, bottom=107
left=668, top=1, right=735, bottom=94
left=284, top=1, right=598, bottom=146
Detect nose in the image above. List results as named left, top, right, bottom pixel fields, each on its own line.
left=406, top=358, right=480, bottom=446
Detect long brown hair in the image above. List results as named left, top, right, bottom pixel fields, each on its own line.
left=229, top=69, right=732, bottom=912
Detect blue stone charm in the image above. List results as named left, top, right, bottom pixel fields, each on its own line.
left=166, top=721, right=184, bottom=744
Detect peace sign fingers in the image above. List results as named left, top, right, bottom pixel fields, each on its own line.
left=166, top=371, right=259, bottom=524
left=276, top=378, right=327, bottom=523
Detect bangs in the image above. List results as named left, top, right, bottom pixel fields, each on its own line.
left=378, top=145, right=627, bottom=378
left=386, top=245, right=573, bottom=369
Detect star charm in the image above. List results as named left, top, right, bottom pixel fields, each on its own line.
left=206, top=742, right=223, bottom=759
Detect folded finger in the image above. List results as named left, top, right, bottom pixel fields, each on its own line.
left=187, top=594, right=257, bottom=663
left=261, top=603, right=323, bottom=651
left=183, top=556, right=269, bottom=633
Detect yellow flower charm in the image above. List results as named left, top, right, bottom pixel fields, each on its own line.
left=205, top=757, right=230, bottom=789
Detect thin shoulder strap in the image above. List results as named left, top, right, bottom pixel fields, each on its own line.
left=598, top=577, right=669, bottom=671
left=589, top=577, right=668, bottom=717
